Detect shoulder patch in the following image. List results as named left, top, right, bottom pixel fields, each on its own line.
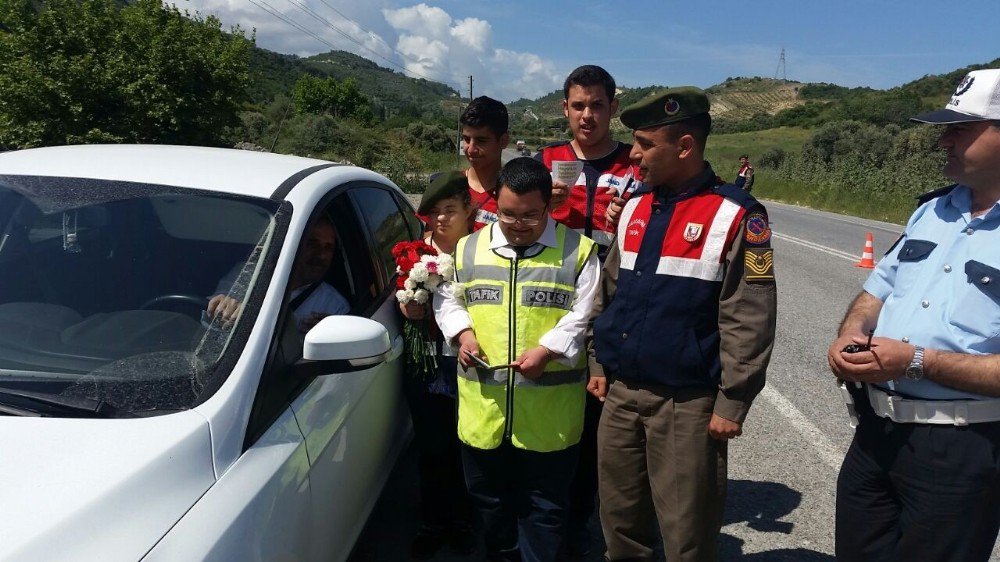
left=714, top=182, right=760, bottom=209
left=744, top=212, right=771, bottom=245
left=744, top=248, right=775, bottom=283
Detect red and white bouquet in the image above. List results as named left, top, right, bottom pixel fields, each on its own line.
left=391, top=240, right=455, bottom=379
left=392, top=240, right=454, bottom=303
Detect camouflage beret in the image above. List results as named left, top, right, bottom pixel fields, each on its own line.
left=419, top=170, right=469, bottom=215
left=620, top=87, right=710, bottom=130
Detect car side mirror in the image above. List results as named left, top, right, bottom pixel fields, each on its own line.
left=298, top=316, right=391, bottom=376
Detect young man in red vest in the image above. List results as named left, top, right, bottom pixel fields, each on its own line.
left=535, top=64, right=639, bottom=557
left=590, top=87, right=777, bottom=561
left=461, top=96, right=510, bottom=231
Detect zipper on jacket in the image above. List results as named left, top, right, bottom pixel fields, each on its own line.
left=584, top=170, right=596, bottom=238
left=504, top=255, right=518, bottom=441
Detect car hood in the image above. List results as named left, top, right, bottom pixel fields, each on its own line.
left=0, top=411, right=216, bottom=561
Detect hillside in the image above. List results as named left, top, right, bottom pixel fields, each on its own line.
left=248, top=48, right=461, bottom=119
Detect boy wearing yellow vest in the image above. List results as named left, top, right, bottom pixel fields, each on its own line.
left=433, top=157, right=599, bottom=562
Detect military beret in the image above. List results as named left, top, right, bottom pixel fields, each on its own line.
left=419, top=170, right=469, bottom=215
left=620, top=87, right=710, bottom=130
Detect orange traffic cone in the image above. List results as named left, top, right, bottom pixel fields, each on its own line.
left=855, top=232, right=876, bottom=268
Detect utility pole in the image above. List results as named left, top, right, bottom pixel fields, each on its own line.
left=774, top=47, right=787, bottom=82
left=456, top=76, right=474, bottom=165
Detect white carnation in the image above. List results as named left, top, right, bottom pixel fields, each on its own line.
left=437, top=254, right=454, bottom=269
left=409, top=263, right=430, bottom=283
left=413, top=289, right=430, bottom=304
left=423, top=276, right=441, bottom=291
left=396, top=289, right=412, bottom=303
left=438, top=265, right=454, bottom=279
left=403, top=277, right=417, bottom=290
left=420, top=254, right=435, bottom=263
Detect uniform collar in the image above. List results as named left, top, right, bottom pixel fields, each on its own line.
left=487, top=218, right=558, bottom=251
left=634, top=163, right=718, bottom=202
left=947, top=185, right=1000, bottom=221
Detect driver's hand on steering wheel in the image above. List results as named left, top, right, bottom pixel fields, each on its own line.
left=207, top=294, right=242, bottom=329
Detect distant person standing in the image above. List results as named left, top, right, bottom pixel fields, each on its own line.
left=735, top=154, right=754, bottom=192
left=535, top=64, right=639, bottom=558
left=828, top=68, right=1000, bottom=562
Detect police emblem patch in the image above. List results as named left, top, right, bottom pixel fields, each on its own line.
left=664, top=99, right=680, bottom=116
left=683, top=222, right=703, bottom=242
left=744, top=248, right=774, bottom=283
left=744, top=213, right=771, bottom=245
left=955, top=74, right=975, bottom=96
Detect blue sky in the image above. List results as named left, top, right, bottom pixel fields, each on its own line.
left=179, top=0, right=999, bottom=101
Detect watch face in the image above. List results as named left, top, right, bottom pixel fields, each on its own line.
left=905, top=366, right=922, bottom=380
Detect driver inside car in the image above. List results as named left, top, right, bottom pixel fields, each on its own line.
left=206, top=216, right=350, bottom=333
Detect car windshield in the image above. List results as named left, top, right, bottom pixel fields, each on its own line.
left=0, top=175, right=285, bottom=417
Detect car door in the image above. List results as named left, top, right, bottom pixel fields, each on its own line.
left=289, top=184, right=414, bottom=561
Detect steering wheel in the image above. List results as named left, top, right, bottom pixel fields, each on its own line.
left=139, top=294, right=209, bottom=315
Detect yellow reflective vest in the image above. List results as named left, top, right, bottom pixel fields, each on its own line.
left=454, top=223, right=596, bottom=452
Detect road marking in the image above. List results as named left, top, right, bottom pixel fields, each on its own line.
left=765, top=200, right=904, bottom=236
left=759, top=385, right=845, bottom=472
left=772, top=231, right=861, bottom=263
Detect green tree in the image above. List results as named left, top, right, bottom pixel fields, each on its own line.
left=0, top=0, right=253, bottom=149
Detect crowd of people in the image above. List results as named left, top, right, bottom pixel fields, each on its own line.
left=212, top=65, right=1000, bottom=561
left=396, top=64, right=780, bottom=562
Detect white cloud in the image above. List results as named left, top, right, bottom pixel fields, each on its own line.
left=381, top=3, right=451, bottom=40
left=450, top=17, right=491, bottom=52
left=382, top=5, right=560, bottom=100
left=175, top=0, right=560, bottom=101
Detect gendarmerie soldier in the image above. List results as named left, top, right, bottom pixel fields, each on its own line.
left=589, top=87, right=777, bottom=562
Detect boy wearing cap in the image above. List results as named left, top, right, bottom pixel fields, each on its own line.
left=828, top=68, right=1000, bottom=561
left=588, top=87, right=777, bottom=561
left=399, top=171, right=477, bottom=558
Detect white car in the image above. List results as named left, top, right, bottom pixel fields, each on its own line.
left=0, top=145, right=419, bottom=561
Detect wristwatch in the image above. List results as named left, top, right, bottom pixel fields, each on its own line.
left=905, top=346, right=925, bottom=381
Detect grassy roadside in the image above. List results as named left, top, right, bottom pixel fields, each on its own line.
left=749, top=170, right=915, bottom=225
left=707, top=127, right=915, bottom=225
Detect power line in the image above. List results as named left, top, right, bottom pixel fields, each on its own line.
left=310, top=0, right=426, bottom=68
left=248, top=0, right=340, bottom=53
left=274, top=0, right=460, bottom=90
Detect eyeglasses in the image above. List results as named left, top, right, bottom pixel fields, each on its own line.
left=497, top=212, right=543, bottom=227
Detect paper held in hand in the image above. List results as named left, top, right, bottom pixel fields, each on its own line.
left=551, top=160, right=584, bottom=186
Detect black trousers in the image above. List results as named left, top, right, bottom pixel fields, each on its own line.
left=566, top=391, right=603, bottom=542
left=836, top=385, right=1000, bottom=561
left=462, top=441, right=579, bottom=562
left=403, top=376, right=473, bottom=528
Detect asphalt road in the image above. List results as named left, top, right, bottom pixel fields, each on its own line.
left=360, top=199, right=999, bottom=560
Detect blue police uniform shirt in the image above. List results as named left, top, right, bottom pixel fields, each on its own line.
left=864, top=185, right=1000, bottom=400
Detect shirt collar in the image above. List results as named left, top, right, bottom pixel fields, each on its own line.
left=947, top=185, right=1000, bottom=221
left=487, top=217, right=558, bottom=250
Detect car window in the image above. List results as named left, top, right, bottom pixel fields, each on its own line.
left=394, top=192, right=424, bottom=240
left=350, top=187, right=413, bottom=284
left=0, top=176, right=285, bottom=417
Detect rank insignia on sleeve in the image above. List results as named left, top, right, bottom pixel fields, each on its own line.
left=745, top=212, right=771, bottom=245
left=744, top=248, right=775, bottom=282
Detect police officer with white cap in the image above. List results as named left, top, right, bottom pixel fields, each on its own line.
left=828, top=67, right=1000, bottom=561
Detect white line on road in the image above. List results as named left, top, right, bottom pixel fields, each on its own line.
left=772, top=231, right=861, bottom=263
left=759, top=385, right=845, bottom=472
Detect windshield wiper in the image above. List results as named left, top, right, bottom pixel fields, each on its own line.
left=0, top=387, right=130, bottom=418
